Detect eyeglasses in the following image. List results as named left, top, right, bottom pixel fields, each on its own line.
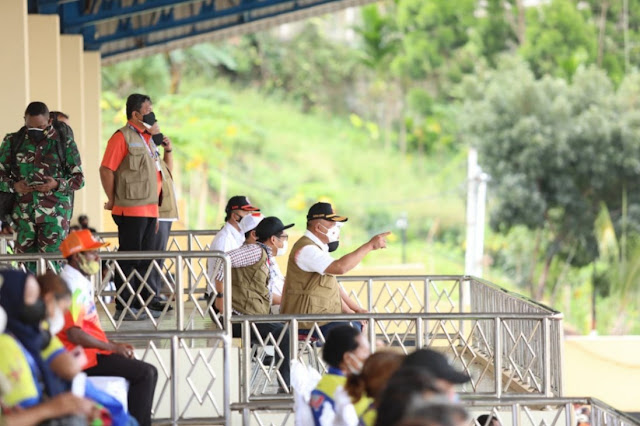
left=278, top=234, right=289, bottom=241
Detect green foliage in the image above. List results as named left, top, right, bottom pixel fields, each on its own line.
left=520, top=0, right=597, bottom=78
left=460, top=57, right=640, bottom=299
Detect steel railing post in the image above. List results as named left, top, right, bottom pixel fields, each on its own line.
left=416, top=317, right=424, bottom=349
left=242, top=319, right=251, bottom=405
left=170, top=335, right=179, bottom=425
left=176, top=255, right=184, bottom=331
left=367, top=278, right=373, bottom=312
left=494, top=317, right=502, bottom=398
left=223, top=334, right=231, bottom=426
left=543, top=317, right=552, bottom=397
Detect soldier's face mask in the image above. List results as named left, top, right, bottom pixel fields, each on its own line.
left=27, top=126, right=50, bottom=142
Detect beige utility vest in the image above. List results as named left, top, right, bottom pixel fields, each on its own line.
left=281, top=236, right=341, bottom=327
left=158, top=159, right=178, bottom=219
left=231, top=247, right=271, bottom=315
left=114, top=126, right=160, bottom=208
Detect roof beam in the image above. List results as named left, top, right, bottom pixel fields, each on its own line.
left=83, top=0, right=294, bottom=48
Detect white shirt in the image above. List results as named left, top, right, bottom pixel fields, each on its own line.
left=207, top=221, right=245, bottom=278
left=294, top=230, right=335, bottom=275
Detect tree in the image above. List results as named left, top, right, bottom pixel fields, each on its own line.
left=520, top=0, right=598, bottom=78
left=460, top=58, right=640, bottom=300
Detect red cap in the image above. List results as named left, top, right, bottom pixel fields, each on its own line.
left=60, top=230, right=110, bottom=258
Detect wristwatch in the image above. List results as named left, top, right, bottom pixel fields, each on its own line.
left=215, top=293, right=224, bottom=298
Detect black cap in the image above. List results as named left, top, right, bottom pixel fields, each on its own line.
left=255, top=216, right=294, bottom=241
left=403, top=349, right=471, bottom=384
left=225, top=195, right=260, bottom=213
left=306, top=202, right=348, bottom=222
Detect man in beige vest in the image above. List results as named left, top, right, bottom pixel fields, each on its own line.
left=99, top=94, right=163, bottom=321
left=280, top=202, right=389, bottom=335
left=144, top=112, right=178, bottom=310
left=216, top=216, right=293, bottom=390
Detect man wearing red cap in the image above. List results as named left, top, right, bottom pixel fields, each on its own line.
left=57, top=230, right=158, bottom=426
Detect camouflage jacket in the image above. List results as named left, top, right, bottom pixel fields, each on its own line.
left=0, top=127, right=84, bottom=219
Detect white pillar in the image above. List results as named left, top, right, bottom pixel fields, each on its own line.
left=0, top=0, right=30, bottom=133
left=465, top=148, right=479, bottom=276
left=28, top=14, right=62, bottom=110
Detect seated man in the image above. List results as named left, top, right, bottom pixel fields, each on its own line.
left=57, top=230, right=158, bottom=426
left=216, top=216, right=293, bottom=390
left=280, top=202, right=389, bottom=335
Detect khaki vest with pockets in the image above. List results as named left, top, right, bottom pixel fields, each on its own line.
left=231, top=247, right=271, bottom=315
left=114, top=126, right=159, bottom=208
left=281, top=236, right=342, bottom=328
left=158, top=159, right=178, bottom=219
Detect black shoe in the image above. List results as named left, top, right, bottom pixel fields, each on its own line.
left=148, top=300, right=173, bottom=312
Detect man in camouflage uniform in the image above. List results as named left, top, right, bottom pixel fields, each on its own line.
left=0, top=102, right=84, bottom=267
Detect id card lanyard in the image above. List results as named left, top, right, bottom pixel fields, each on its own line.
left=128, top=124, right=163, bottom=176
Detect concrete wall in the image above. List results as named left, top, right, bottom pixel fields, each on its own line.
left=0, top=0, right=103, bottom=230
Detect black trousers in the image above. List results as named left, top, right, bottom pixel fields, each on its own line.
left=112, top=215, right=157, bottom=310
left=149, top=220, right=172, bottom=298
left=85, top=353, right=158, bottom=426
left=232, top=322, right=291, bottom=387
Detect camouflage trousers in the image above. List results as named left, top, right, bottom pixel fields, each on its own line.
left=13, top=204, right=70, bottom=272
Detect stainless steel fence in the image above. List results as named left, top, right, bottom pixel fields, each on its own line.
left=229, top=396, right=640, bottom=426
left=0, top=251, right=232, bottom=333
left=105, top=330, right=231, bottom=425
left=230, top=311, right=562, bottom=404
left=95, top=230, right=219, bottom=252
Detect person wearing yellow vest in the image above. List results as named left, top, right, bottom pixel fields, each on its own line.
left=100, top=94, right=163, bottom=321
left=216, top=216, right=294, bottom=390
left=280, top=202, right=389, bottom=334
left=308, top=325, right=371, bottom=425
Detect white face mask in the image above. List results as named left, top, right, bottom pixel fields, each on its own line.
left=0, top=306, right=6, bottom=333
left=276, top=240, right=288, bottom=257
left=320, top=223, right=340, bottom=243
left=48, top=306, right=65, bottom=335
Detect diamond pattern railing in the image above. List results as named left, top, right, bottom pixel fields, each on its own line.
left=0, top=251, right=232, bottom=333
left=95, top=230, right=219, bottom=253
left=105, top=330, right=230, bottom=425
left=230, top=312, right=561, bottom=405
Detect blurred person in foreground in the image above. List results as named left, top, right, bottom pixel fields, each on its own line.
left=307, top=325, right=372, bottom=425
left=403, top=349, right=471, bottom=402
left=374, top=366, right=442, bottom=426
left=57, top=230, right=157, bottom=426
left=0, top=270, right=104, bottom=425
left=344, top=351, right=405, bottom=426
left=396, top=400, right=470, bottom=426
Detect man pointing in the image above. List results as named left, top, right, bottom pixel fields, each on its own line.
left=281, top=202, right=390, bottom=335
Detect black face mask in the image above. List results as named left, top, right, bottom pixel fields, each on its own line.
left=152, top=133, right=165, bottom=146
left=328, top=241, right=340, bottom=252
left=142, top=112, right=156, bottom=126
left=27, top=128, right=48, bottom=142
left=19, top=299, right=46, bottom=325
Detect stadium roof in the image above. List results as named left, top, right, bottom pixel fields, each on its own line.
left=28, top=0, right=374, bottom=64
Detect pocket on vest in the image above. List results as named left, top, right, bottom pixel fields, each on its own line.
left=128, top=154, right=144, bottom=170
left=125, top=180, right=150, bottom=200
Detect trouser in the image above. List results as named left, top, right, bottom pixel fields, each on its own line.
left=85, top=353, right=158, bottom=426
left=14, top=217, right=69, bottom=273
left=232, top=322, right=291, bottom=387
left=149, top=220, right=172, bottom=298
left=299, top=321, right=363, bottom=340
left=112, top=215, right=157, bottom=310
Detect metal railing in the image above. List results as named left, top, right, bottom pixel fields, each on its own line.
left=105, top=330, right=231, bottom=425
left=0, top=251, right=232, bottom=333
left=228, top=396, right=640, bottom=426
left=95, top=230, right=219, bottom=252
left=230, top=311, right=562, bottom=403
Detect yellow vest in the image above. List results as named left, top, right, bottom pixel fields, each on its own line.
left=158, top=159, right=178, bottom=219
left=311, top=370, right=371, bottom=420
left=281, top=236, right=341, bottom=328
left=113, top=125, right=160, bottom=208
left=231, top=247, right=271, bottom=315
